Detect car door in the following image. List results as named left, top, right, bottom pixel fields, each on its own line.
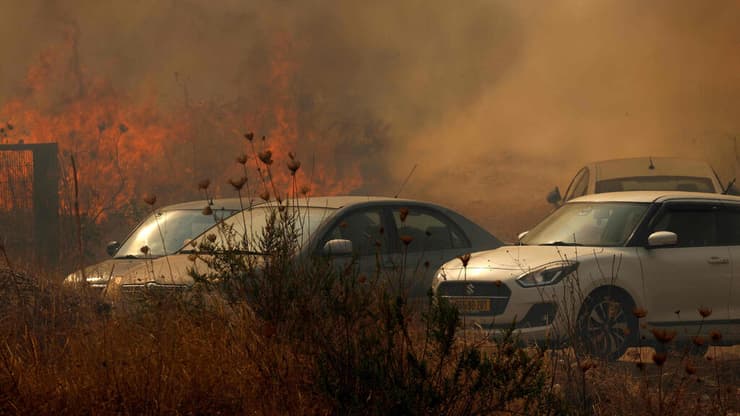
left=638, top=202, right=733, bottom=333
left=387, top=204, right=472, bottom=297
left=719, top=203, right=740, bottom=340
left=317, top=206, right=392, bottom=279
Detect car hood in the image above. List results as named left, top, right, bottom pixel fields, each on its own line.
left=65, top=258, right=144, bottom=285
left=106, top=254, right=205, bottom=287
left=105, top=252, right=269, bottom=288
left=436, top=245, right=604, bottom=282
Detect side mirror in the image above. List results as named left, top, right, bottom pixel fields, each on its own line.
left=106, top=241, right=120, bottom=257
left=546, top=187, right=562, bottom=205
left=517, top=230, right=529, bottom=242
left=647, top=231, right=677, bottom=248
left=323, top=239, right=353, bottom=256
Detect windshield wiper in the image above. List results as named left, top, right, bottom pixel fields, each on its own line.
left=115, top=254, right=140, bottom=259
left=541, top=241, right=583, bottom=246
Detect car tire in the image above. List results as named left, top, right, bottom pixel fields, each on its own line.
left=576, top=288, right=638, bottom=361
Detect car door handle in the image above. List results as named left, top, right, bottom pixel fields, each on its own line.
left=707, top=257, right=729, bottom=265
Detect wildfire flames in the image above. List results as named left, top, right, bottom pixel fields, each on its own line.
left=0, top=29, right=363, bottom=223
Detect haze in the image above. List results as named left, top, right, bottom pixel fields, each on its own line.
left=1, top=0, right=738, bottom=238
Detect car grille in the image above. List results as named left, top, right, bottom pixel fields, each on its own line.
left=436, top=281, right=511, bottom=316
left=488, top=302, right=558, bottom=329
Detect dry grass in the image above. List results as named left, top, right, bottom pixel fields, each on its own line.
left=0, top=277, right=323, bottom=415
left=1, top=268, right=737, bottom=415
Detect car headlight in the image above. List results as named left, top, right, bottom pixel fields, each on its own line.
left=516, top=261, right=578, bottom=288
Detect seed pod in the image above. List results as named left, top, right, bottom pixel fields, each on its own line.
left=142, top=194, right=156, bottom=206
left=258, top=150, right=273, bottom=165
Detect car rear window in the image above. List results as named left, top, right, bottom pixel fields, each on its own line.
left=595, top=176, right=716, bottom=193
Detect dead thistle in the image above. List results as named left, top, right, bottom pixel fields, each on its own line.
left=651, top=328, right=677, bottom=344
left=691, top=336, right=706, bottom=347
left=458, top=253, right=471, bottom=267
left=228, top=177, right=247, bottom=191
left=652, top=351, right=668, bottom=366
left=579, top=359, right=596, bottom=373
left=142, top=194, right=157, bottom=206
left=258, top=150, right=273, bottom=165
left=399, top=207, right=409, bottom=222
left=684, top=361, right=697, bottom=375
left=287, top=157, right=301, bottom=176
left=632, top=307, right=648, bottom=319
left=400, top=235, right=414, bottom=246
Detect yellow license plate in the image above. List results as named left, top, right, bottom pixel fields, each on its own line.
left=448, top=298, right=490, bottom=313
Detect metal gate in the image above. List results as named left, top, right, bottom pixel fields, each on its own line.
left=0, top=143, right=59, bottom=265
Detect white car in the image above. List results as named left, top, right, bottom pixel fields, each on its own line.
left=71, top=196, right=502, bottom=299
left=66, top=198, right=244, bottom=290
left=433, top=191, right=740, bottom=360
left=547, top=157, right=732, bottom=205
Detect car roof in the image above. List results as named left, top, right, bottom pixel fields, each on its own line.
left=263, top=195, right=423, bottom=209
left=589, top=157, right=716, bottom=181
left=159, top=198, right=248, bottom=211
left=570, top=190, right=740, bottom=204
left=161, top=195, right=426, bottom=212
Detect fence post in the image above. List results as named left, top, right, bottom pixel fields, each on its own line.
left=32, top=143, right=60, bottom=265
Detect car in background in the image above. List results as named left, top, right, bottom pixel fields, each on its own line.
left=80, top=196, right=503, bottom=298
left=547, top=157, right=734, bottom=205
left=433, top=191, right=740, bottom=360
left=65, top=198, right=245, bottom=290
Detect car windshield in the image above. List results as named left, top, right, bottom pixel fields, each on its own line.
left=191, top=205, right=337, bottom=253
left=595, top=176, right=716, bottom=193
left=116, top=209, right=236, bottom=258
left=521, top=202, right=650, bottom=247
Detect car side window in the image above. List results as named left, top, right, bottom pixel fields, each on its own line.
left=564, top=168, right=590, bottom=201
left=651, top=205, right=718, bottom=247
left=392, top=206, right=468, bottom=253
left=718, top=205, right=740, bottom=245
left=323, top=209, right=387, bottom=255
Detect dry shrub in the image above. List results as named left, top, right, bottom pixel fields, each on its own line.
left=0, top=270, right=323, bottom=414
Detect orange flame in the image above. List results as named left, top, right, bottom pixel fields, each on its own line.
left=0, top=30, right=364, bottom=224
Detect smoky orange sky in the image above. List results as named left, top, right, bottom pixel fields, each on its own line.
left=1, top=0, right=738, bottom=239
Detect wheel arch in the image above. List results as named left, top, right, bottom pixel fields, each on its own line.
left=582, top=284, right=637, bottom=310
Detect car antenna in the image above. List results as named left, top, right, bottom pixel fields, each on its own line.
left=722, top=177, right=736, bottom=195
left=394, top=163, right=418, bottom=198
left=648, top=156, right=655, bottom=170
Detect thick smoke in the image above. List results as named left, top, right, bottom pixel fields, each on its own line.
left=1, top=0, right=738, bottom=239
